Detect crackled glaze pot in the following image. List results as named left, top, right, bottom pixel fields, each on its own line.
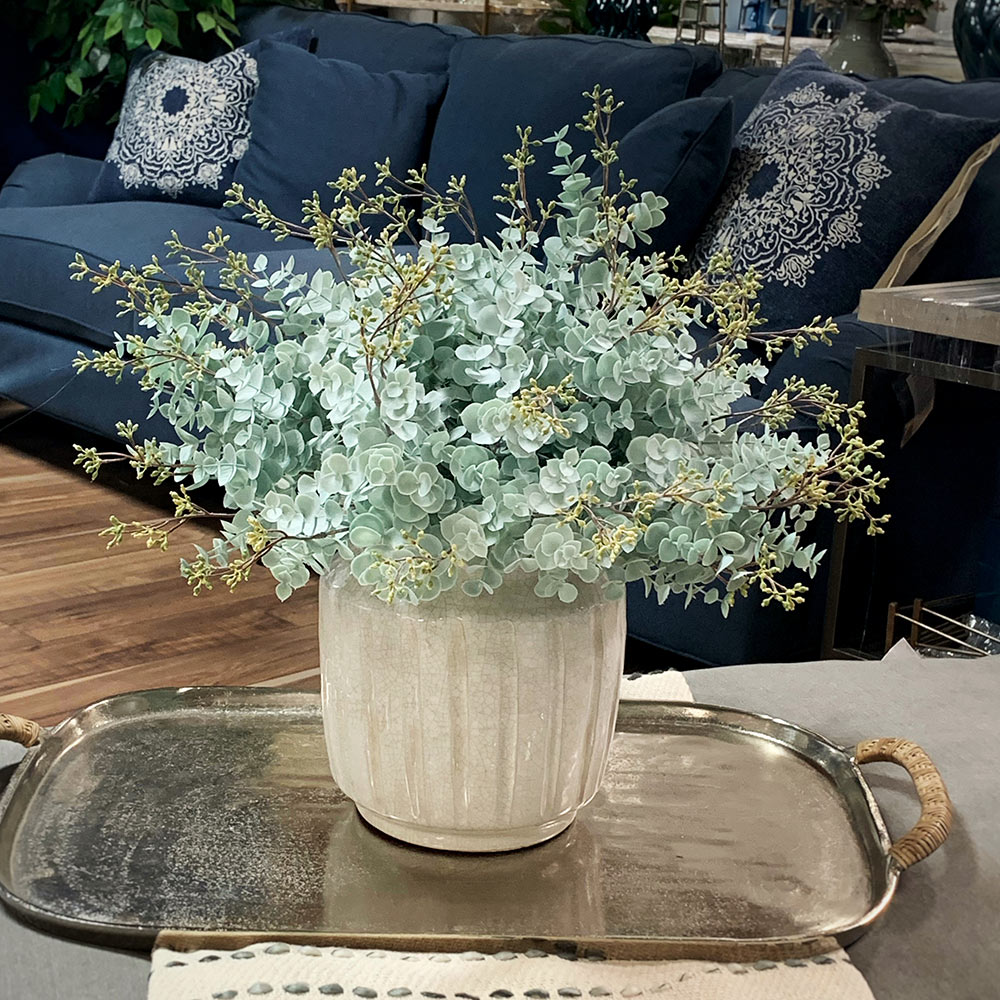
left=319, top=568, right=626, bottom=852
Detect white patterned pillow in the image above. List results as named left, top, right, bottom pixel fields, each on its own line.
left=692, top=51, right=1000, bottom=331
left=89, top=34, right=307, bottom=206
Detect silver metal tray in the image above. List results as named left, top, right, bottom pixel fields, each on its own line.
left=0, top=688, right=951, bottom=959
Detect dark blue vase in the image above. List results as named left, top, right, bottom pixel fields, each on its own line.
left=953, top=0, right=1000, bottom=78
left=586, top=0, right=660, bottom=40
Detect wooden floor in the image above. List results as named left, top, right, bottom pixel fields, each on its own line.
left=0, top=402, right=319, bottom=728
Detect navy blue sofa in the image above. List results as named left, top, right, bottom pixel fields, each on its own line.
left=2, top=9, right=999, bottom=664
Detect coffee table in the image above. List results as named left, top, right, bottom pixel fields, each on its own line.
left=1, top=643, right=995, bottom=1000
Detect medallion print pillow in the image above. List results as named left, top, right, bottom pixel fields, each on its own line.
left=89, top=33, right=309, bottom=207
left=693, top=51, right=1000, bottom=331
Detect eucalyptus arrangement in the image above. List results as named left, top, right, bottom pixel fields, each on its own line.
left=71, top=88, right=887, bottom=618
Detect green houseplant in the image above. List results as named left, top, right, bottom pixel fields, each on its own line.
left=11, top=0, right=327, bottom=127
left=13, top=0, right=242, bottom=127
left=72, top=90, right=887, bottom=850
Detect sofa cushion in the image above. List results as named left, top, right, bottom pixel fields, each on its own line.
left=866, top=76, right=1000, bottom=283
left=763, top=312, right=900, bottom=407
left=597, top=96, right=733, bottom=255
left=693, top=51, right=1000, bottom=331
left=704, top=69, right=1000, bottom=284
left=88, top=32, right=309, bottom=208
left=426, top=35, right=723, bottom=242
left=0, top=154, right=102, bottom=209
left=238, top=8, right=470, bottom=75
left=0, top=201, right=337, bottom=349
left=222, top=39, right=446, bottom=229
left=0, top=318, right=180, bottom=443
left=700, top=66, right=777, bottom=129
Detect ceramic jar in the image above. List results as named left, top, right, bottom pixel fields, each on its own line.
left=825, top=6, right=898, bottom=78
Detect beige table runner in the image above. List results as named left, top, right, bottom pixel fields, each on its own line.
left=149, top=671, right=876, bottom=1000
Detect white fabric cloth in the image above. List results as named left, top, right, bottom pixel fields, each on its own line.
left=149, top=941, right=874, bottom=1000
left=619, top=668, right=696, bottom=702
left=149, top=670, right=876, bottom=1000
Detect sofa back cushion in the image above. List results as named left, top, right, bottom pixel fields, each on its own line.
left=701, top=67, right=776, bottom=128
left=426, top=35, right=722, bottom=242
left=867, top=76, right=1000, bottom=283
left=222, top=39, right=446, bottom=229
left=594, top=96, right=733, bottom=255
left=238, top=8, right=471, bottom=75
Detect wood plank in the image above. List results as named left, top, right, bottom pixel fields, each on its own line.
left=0, top=528, right=149, bottom=576
left=7, top=575, right=281, bottom=641
left=0, top=586, right=317, bottom=692
left=0, top=548, right=215, bottom=616
left=1, top=631, right=319, bottom=726
left=0, top=621, right=39, bottom=658
left=0, top=496, right=166, bottom=546
left=0, top=407, right=321, bottom=727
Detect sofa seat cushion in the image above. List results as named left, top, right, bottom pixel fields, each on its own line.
left=222, top=39, right=446, bottom=229
left=238, top=9, right=470, bottom=75
left=0, top=201, right=342, bottom=349
left=426, top=35, right=722, bottom=242
left=693, top=52, right=1000, bottom=330
left=0, top=318, right=180, bottom=443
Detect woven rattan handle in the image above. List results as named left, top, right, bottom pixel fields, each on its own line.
left=855, top=737, right=953, bottom=869
left=0, top=714, right=42, bottom=748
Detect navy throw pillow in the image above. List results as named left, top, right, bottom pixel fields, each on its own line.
left=222, top=39, right=446, bottom=228
left=592, top=96, right=733, bottom=255
left=89, top=32, right=309, bottom=207
left=700, top=67, right=777, bottom=129
left=426, top=34, right=722, bottom=243
left=866, top=75, right=1000, bottom=284
left=693, top=51, right=1000, bottom=331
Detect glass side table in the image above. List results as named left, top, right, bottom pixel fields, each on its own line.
left=821, top=279, right=1000, bottom=658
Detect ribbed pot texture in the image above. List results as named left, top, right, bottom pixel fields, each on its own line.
left=319, top=569, right=627, bottom=851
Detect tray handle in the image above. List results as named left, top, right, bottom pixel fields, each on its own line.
left=0, top=714, right=42, bottom=748
left=855, top=737, right=953, bottom=869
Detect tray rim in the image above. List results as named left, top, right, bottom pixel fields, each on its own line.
left=0, top=685, right=900, bottom=956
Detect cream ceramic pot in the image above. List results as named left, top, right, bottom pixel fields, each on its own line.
left=318, top=568, right=626, bottom=852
